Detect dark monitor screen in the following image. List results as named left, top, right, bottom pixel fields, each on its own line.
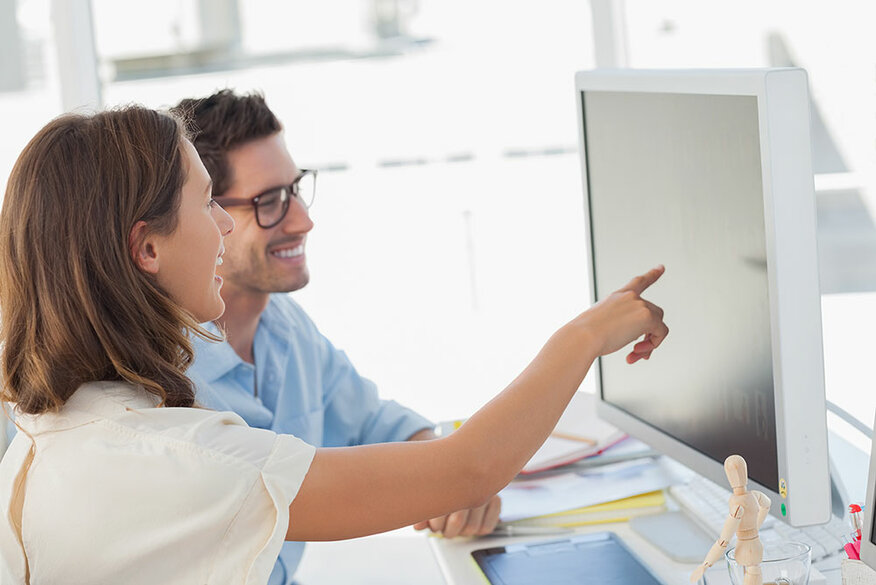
left=582, top=90, right=779, bottom=491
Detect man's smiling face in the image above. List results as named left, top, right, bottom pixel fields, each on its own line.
left=215, top=132, right=314, bottom=296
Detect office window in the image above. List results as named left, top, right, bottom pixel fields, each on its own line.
left=0, top=0, right=63, bottom=199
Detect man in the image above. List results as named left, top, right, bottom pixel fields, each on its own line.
left=173, top=90, right=501, bottom=585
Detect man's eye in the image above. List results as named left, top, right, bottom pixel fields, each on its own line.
left=257, top=190, right=282, bottom=209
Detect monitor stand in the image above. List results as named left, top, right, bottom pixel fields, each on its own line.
left=628, top=511, right=715, bottom=564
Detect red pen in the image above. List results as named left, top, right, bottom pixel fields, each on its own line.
left=849, top=504, right=864, bottom=541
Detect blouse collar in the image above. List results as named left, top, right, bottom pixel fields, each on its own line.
left=14, top=381, right=160, bottom=436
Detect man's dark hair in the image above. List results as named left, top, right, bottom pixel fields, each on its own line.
left=171, top=89, right=282, bottom=197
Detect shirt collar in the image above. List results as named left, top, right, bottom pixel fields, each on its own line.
left=188, top=295, right=298, bottom=384
left=188, top=321, right=244, bottom=383
left=260, top=295, right=300, bottom=340
left=14, top=381, right=159, bottom=436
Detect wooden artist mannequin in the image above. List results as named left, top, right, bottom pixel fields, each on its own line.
left=690, top=455, right=771, bottom=584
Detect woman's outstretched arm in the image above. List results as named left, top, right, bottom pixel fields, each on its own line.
left=287, top=266, right=668, bottom=541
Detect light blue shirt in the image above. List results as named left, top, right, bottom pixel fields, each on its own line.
left=188, top=294, right=433, bottom=585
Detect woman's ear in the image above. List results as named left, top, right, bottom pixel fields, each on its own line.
left=129, top=220, right=160, bottom=274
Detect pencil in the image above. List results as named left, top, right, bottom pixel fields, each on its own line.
left=549, top=431, right=597, bottom=445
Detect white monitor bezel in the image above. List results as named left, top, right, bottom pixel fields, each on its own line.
left=859, top=415, right=876, bottom=567
left=576, top=68, right=830, bottom=526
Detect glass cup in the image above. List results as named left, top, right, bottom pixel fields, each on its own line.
left=726, top=541, right=811, bottom=585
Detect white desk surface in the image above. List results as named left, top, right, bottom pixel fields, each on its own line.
left=295, top=527, right=445, bottom=585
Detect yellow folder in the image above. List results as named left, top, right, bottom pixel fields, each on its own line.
left=508, top=490, right=666, bottom=528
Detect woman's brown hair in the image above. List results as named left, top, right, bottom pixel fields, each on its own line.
left=0, top=106, right=216, bottom=415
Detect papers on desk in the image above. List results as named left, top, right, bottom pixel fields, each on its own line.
left=440, top=391, right=683, bottom=524
left=499, top=457, right=691, bottom=522
left=505, top=490, right=667, bottom=528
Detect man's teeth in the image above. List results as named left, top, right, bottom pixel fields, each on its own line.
left=272, top=245, right=304, bottom=258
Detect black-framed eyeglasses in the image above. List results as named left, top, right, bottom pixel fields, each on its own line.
left=216, top=169, right=317, bottom=229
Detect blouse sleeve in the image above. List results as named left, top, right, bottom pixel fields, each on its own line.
left=207, top=430, right=315, bottom=584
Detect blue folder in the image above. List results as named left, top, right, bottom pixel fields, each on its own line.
left=471, top=531, right=666, bottom=585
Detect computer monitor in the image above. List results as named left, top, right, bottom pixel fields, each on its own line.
left=576, top=68, right=831, bottom=527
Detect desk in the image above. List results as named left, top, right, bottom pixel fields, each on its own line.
left=295, top=527, right=445, bottom=585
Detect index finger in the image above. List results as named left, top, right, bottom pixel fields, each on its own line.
left=622, top=265, right=665, bottom=295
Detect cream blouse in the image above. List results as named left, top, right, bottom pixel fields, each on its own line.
left=0, top=381, right=315, bottom=585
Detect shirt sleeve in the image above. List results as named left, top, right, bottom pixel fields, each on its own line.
left=317, top=335, right=434, bottom=447
left=211, top=432, right=316, bottom=585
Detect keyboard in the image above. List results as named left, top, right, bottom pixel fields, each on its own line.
left=669, top=475, right=849, bottom=562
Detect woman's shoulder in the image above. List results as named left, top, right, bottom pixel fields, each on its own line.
left=114, top=401, right=316, bottom=476
left=22, top=381, right=315, bottom=474
left=107, top=401, right=317, bottom=514
left=119, top=406, right=292, bottom=468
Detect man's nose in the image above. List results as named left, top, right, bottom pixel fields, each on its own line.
left=281, top=198, right=314, bottom=234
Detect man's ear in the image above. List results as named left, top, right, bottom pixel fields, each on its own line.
left=129, top=220, right=160, bottom=275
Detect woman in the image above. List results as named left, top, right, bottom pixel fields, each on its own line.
left=0, top=107, right=667, bottom=584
